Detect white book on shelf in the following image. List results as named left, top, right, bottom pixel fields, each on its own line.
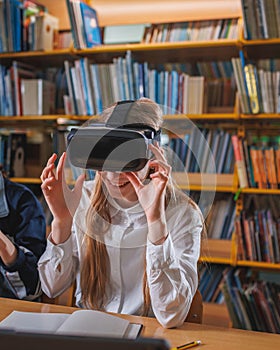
left=70, top=66, right=83, bottom=115
left=0, top=309, right=142, bottom=339
left=89, top=63, right=103, bottom=114
left=109, top=63, right=121, bottom=102
left=72, top=0, right=86, bottom=48
left=182, top=73, right=189, bottom=114
left=35, top=12, right=59, bottom=51
left=74, top=60, right=88, bottom=115
left=21, top=79, right=55, bottom=115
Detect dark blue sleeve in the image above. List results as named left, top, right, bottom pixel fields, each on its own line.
left=1, top=187, right=47, bottom=296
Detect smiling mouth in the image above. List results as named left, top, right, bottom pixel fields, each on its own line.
left=111, top=181, right=130, bottom=188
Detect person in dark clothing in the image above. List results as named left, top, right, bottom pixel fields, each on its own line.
left=0, top=169, right=47, bottom=300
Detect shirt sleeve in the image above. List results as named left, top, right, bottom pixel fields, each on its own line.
left=38, top=232, right=78, bottom=298
left=1, top=190, right=47, bottom=299
left=38, top=182, right=92, bottom=299
left=146, top=200, right=203, bottom=328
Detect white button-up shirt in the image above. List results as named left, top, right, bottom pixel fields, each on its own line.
left=38, top=181, right=203, bottom=328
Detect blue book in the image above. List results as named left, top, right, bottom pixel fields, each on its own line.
left=10, top=0, right=22, bottom=52
left=89, top=64, right=103, bottom=114
left=80, top=2, right=101, bottom=48
left=137, top=63, right=144, bottom=98
left=132, top=62, right=140, bottom=99
left=143, top=62, right=149, bottom=97
left=163, top=71, right=169, bottom=114
left=79, top=58, right=94, bottom=115
left=65, top=0, right=79, bottom=49
left=171, top=70, right=178, bottom=113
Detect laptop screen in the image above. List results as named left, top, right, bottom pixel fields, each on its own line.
left=0, top=330, right=171, bottom=350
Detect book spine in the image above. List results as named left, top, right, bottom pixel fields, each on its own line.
left=231, top=135, right=249, bottom=188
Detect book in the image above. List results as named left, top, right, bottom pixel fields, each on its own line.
left=0, top=309, right=142, bottom=339
left=20, top=78, right=55, bottom=115
left=104, top=24, right=148, bottom=44
left=10, top=61, right=37, bottom=116
left=34, top=12, right=59, bottom=51
left=231, top=135, right=249, bottom=188
left=79, top=1, right=101, bottom=48
left=66, top=0, right=101, bottom=49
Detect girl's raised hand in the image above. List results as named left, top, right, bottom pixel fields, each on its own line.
left=41, top=152, right=85, bottom=223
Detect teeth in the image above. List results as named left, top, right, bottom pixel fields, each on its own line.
left=113, top=181, right=129, bottom=187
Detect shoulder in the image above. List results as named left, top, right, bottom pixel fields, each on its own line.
left=4, top=178, right=34, bottom=199
left=169, top=187, right=201, bottom=214
left=167, top=187, right=204, bottom=227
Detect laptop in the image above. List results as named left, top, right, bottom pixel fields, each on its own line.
left=0, top=330, right=171, bottom=350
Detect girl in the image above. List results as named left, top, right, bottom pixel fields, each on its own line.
left=38, top=98, right=204, bottom=328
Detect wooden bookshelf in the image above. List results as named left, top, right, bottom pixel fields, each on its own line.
left=11, top=178, right=42, bottom=185
left=200, top=239, right=233, bottom=264
left=173, top=173, right=237, bottom=193
left=1, top=0, right=280, bottom=331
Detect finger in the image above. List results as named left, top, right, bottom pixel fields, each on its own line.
left=124, top=172, right=144, bottom=191
left=41, top=177, right=56, bottom=192
left=40, top=163, right=55, bottom=182
left=150, top=171, right=169, bottom=182
left=46, top=153, right=57, bottom=167
left=56, top=152, right=67, bottom=181
left=73, top=173, right=86, bottom=194
left=149, top=144, right=167, bottom=162
left=149, top=159, right=171, bottom=175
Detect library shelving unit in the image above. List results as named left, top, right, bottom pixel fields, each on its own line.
left=1, top=0, right=280, bottom=329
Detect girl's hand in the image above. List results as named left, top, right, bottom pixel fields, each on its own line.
left=124, top=143, right=171, bottom=244
left=40, top=153, right=85, bottom=241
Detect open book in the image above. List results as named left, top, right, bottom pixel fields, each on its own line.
left=0, top=310, right=142, bottom=339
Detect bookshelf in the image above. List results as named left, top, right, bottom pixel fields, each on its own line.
left=0, top=0, right=280, bottom=331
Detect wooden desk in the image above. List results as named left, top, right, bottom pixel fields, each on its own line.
left=0, top=298, right=279, bottom=349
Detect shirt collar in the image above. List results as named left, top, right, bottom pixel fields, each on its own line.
left=108, top=197, right=144, bottom=219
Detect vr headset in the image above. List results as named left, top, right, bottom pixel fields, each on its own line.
left=67, top=100, right=161, bottom=172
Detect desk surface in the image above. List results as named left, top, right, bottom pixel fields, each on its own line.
left=0, top=298, right=279, bottom=349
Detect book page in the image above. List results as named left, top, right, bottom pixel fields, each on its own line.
left=0, top=311, right=69, bottom=333
left=0, top=310, right=142, bottom=339
left=56, top=309, right=130, bottom=338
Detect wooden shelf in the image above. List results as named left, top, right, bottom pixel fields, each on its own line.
left=0, top=49, right=76, bottom=68
left=237, top=260, right=280, bottom=270
left=73, top=39, right=241, bottom=63
left=163, top=113, right=239, bottom=121
left=173, top=172, right=237, bottom=192
left=240, top=113, right=280, bottom=120
left=241, top=188, right=280, bottom=195
left=241, top=38, right=280, bottom=60
left=11, top=178, right=42, bottom=184
left=0, top=40, right=241, bottom=66
left=200, top=239, right=233, bottom=263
